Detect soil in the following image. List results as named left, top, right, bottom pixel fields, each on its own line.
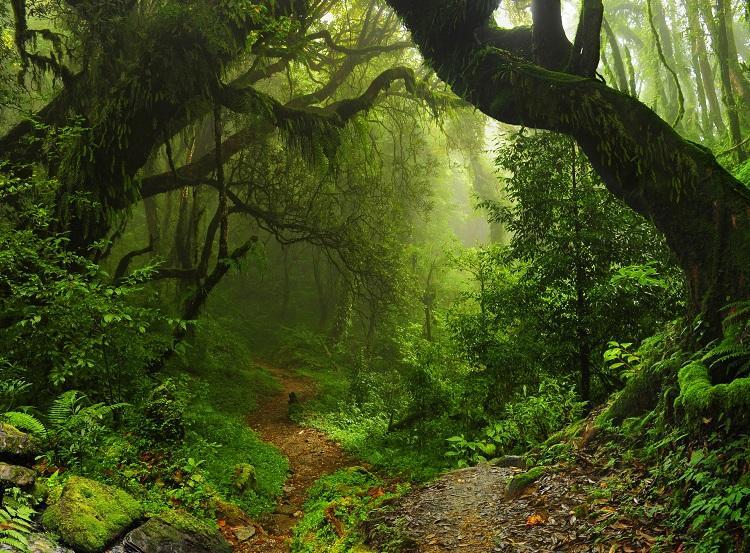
left=369, top=443, right=668, bottom=552
left=225, top=362, right=354, bottom=553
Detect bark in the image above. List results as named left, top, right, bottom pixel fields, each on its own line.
left=384, top=0, right=750, bottom=338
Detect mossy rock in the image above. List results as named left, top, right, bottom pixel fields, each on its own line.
left=41, top=476, right=143, bottom=553
left=0, top=462, right=36, bottom=487
left=0, top=423, right=39, bottom=461
left=116, top=516, right=231, bottom=553
left=156, top=510, right=218, bottom=540
left=488, top=455, right=527, bottom=469
left=0, top=532, right=76, bottom=553
left=504, top=466, right=547, bottom=500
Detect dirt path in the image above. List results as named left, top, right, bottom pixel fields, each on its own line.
left=231, top=362, right=353, bottom=553
left=369, top=454, right=666, bottom=552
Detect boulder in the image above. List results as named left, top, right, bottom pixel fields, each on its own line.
left=41, top=476, right=143, bottom=553
left=504, top=466, right=547, bottom=500
left=489, top=455, right=527, bottom=469
left=107, top=511, right=231, bottom=553
left=0, top=423, right=38, bottom=461
left=0, top=462, right=36, bottom=488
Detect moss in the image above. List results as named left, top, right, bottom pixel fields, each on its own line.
left=544, top=418, right=586, bottom=446
left=231, top=463, right=257, bottom=493
left=41, top=476, right=143, bottom=553
left=505, top=466, right=547, bottom=499
left=675, top=361, right=750, bottom=425
left=157, top=509, right=217, bottom=539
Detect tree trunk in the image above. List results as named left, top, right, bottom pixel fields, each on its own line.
left=685, top=0, right=726, bottom=137
left=571, top=143, right=591, bottom=403
left=602, top=17, right=629, bottom=94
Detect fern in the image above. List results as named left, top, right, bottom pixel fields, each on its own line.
left=2, top=412, right=47, bottom=437
left=0, top=505, right=34, bottom=553
left=47, top=390, right=85, bottom=428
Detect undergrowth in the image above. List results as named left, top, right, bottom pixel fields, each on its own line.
left=291, top=467, right=409, bottom=553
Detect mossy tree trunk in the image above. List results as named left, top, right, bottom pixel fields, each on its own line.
left=384, top=0, right=750, bottom=339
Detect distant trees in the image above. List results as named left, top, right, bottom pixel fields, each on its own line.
left=384, top=0, right=750, bottom=342
left=0, top=0, right=449, bottom=340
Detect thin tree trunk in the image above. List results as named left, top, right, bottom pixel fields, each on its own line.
left=714, top=0, right=747, bottom=161
left=685, top=0, right=726, bottom=136
left=602, top=17, right=629, bottom=94
left=571, top=142, right=591, bottom=403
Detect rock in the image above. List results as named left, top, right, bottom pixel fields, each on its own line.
left=489, top=455, right=527, bottom=469
left=0, top=533, right=75, bottom=553
left=27, top=534, right=76, bottom=553
left=111, top=512, right=231, bottom=553
left=41, top=476, right=143, bottom=553
left=0, top=423, right=38, bottom=461
left=233, top=525, right=256, bottom=542
left=210, top=497, right=253, bottom=526
left=275, top=503, right=296, bottom=516
left=504, top=466, right=547, bottom=500
left=0, top=462, right=36, bottom=487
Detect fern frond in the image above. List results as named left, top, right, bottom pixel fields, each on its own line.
left=2, top=411, right=47, bottom=437
left=48, top=390, right=85, bottom=427
left=702, top=344, right=750, bottom=366
left=0, top=505, right=33, bottom=553
left=0, top=537, right=28, bottom=551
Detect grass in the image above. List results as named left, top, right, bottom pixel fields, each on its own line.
left=178, top=317, right=289, bottom=518
left=292, top=366, right=450, bottom=482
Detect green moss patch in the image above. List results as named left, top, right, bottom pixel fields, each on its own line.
left=41, top=476, right=143, bottom=552
left=675, top=361, right=750, bottom=426
left=157, top=509, right=218, bottom=539
left=504, top=466, right=547, bottom=499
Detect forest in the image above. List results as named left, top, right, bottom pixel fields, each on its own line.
left=0, top=0, right=750, bottom=550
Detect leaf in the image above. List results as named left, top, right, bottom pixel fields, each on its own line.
left=526, top=513, right=546, bottom=526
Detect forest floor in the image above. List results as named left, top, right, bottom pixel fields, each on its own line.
left=368, top=431, right=671, bottom=553
left=226, top=362, right=355, bottom=552
left=218, top=363, right=671, bottom=553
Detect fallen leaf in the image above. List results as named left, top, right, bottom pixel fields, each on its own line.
left=526, top=513, right=546, bottom=526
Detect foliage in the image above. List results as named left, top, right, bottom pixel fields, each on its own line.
left=42, top=390, right=128, bottom=469
left=446, top=379, right=584, bottom=466
left=0, top=504, right=34, bottom=552
left=0, top=174, right=170, bottom=404
left=291, top=467, right=409, bottom=553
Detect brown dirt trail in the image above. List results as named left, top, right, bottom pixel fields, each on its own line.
left=228, top=362, right=353, bottom=553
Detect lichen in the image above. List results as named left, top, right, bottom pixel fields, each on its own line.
left=41, top=476, right=143, bottom=553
